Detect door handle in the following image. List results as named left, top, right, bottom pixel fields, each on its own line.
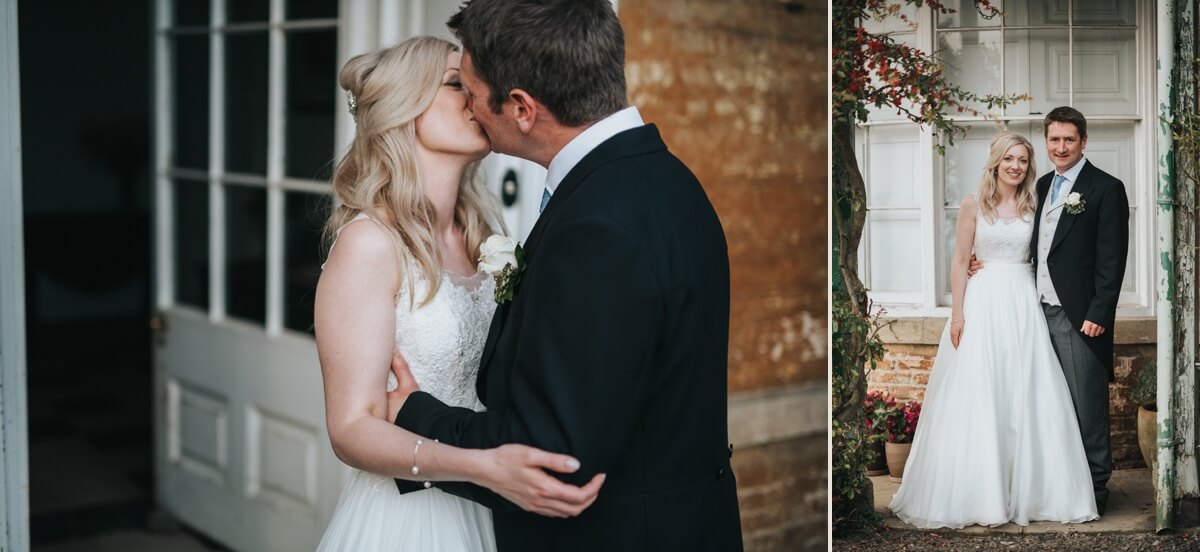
left=150, top=311, right=168, bottom=345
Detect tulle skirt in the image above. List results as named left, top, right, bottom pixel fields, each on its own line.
left=316, top=469, right=496, bottom=551
left=888, top=262, right=1098, bottom=529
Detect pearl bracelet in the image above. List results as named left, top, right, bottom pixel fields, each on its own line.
left=411, top=438, right=438, bottom=489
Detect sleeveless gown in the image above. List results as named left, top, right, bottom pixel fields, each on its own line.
left=887, top=214, right=1099, bottom=529
left=316, top=214, right=499, bottom=551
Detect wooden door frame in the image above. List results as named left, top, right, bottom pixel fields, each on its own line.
left=0, top=0, right=30, bottom=550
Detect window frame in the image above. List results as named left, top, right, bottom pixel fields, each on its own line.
left=856, top=0, right=1155, bottom=319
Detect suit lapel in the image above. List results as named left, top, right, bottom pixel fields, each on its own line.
left=1048, top=161, right=1094, bottom=253
left=475, top=124, right=668, bottom=390
left=1031, top=172, right=1051, bottom=256
left=521, top=124, right=666, bottom=260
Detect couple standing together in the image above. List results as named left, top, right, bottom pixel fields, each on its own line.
left=311, top=0, right=742, bottom=551
left=890, top=106, right=1131, bottom=528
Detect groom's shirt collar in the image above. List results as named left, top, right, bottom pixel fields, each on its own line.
left=1054, top=156, right=1088, bottom=187
left=544, top=106, right=644, bottom=196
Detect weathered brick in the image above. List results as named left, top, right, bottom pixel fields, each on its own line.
left=622, top=0, right=826, bottom=395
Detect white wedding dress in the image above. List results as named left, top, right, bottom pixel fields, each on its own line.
left=888, top=213, right=1099, bottom=529
left=316, top=214, right=499, bottom=551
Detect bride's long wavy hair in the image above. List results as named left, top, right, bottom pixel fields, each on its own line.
left=323, top=36, right=504, bottom=306
left=976, top=132, right=1038, bottom=224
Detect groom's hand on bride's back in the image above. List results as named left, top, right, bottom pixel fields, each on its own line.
left=968, top=254, right=983, bottom=276
left=386, top=351, right=420, bottom=423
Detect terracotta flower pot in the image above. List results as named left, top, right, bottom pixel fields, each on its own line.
left=885, top=441, right=912, bottom=482
left=866, top=439, right=888, bottom=476
left=1138, top=404, right=1158, bottom=484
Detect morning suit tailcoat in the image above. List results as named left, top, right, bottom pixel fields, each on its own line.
left=1030, top=160, right=1130, bottom=381
left=394, top=124, right=744, bottom=552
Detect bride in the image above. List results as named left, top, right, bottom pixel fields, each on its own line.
left=313, top=37, right=602, bottom=551
left=888, top=132, right=1098, bottom=528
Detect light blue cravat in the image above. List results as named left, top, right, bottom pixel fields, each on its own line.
left=539, top=188, right=551, bottom=213
left=1051, top=174, right=1066, bottom=204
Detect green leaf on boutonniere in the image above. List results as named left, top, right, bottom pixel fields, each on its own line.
left=494, top=244, right=525, bottom=304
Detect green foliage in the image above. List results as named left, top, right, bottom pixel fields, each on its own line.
left=832, top=289, right=889, bottom=417
left=1131, top=360, right=1157, bottom=409
left=832, top=417, right=881, bottom=535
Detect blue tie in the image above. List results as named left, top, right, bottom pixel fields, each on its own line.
left=1051, top=174, right=1065, bottom=204
left=539, top=188, right=551, bottom=213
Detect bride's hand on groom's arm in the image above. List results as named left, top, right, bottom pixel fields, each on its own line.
left=385, top=351, right=606, bottom=518
left=476, top=445, right=606, bottom=519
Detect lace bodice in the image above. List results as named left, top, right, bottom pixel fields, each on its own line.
left=328, top=214, right=496, bottom=412
left=391, top=268, right=494, bottom=411
left=974, top=214, right=1033, bottom=264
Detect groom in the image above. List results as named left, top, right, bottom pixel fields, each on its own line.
left=1031, top=106, right=1130, bottom=515
left=387, top=1, right=743, bottom=550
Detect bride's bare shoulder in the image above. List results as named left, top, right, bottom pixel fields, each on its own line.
left=323, top=217, right=399, bottom=275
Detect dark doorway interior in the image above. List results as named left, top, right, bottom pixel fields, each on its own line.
left=18, top=0, right=159, bottom=547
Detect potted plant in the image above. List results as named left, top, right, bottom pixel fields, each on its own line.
left=883, top=400, right=921, bottom=482
left=1130, top=361, right=1157, bottom=482
left=863, top=391, right=892, bottom=475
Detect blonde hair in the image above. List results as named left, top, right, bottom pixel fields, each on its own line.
left=324, top=36, right=504, bottom=306
left=976, top=132, right=1038, bottom=224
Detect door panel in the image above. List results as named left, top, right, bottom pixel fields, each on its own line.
left=154, top=1, right=541, bottom=550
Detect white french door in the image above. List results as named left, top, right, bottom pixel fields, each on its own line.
left=152, top=1, right=541, bottom=550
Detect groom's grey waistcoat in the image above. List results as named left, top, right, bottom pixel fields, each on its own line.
left=1029, top=160, right=1130, bottom=380
left=395, top=124, right=743, bottom=552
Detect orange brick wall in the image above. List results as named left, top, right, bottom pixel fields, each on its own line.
left=621, top=0, right=826, bottom=393
left=867, top=341, right=1156, bottom=469
left=619, top=1, right=826, bottom=550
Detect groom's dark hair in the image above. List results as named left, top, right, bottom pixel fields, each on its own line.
left=448, top=0, right=628, bottom=127
left=1044, top=106, right=1088, bottom=139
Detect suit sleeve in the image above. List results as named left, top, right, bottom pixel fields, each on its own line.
left=1086, top=179, right=1130, bottom=329
left=394, top=216, right=662, bottom=505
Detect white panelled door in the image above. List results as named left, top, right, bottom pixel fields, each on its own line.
left=152, top=1, right=540, bottom=550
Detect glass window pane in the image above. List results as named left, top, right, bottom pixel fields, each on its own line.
left=175, top=0, right=210, bottom=26
left=175, top=180, right=210, bottom=309
left=1123, top=207, right=1136, bottom=293
left=286, top=0, right=337, bottom=20
left=867, top=209, right=922, bottom=293
left=1074, top=0, right=1136, bottom=26
left=225, top=185, right=267, bottom=324
left=285, top=30, right=337, bottom=180
left=225, top=33, right=269, bottom=175
left=228, top=0, right=269, bottom=23
left=1072, top=29, right=1137, bottom=116
left=174, top=35, right=209, bottom=170
left=1004, top=29, right=1070, bottom=116
left=284, top=192, right=329, bottom=333
left=943, top=123, right=1009, bottom=207
left=1081, top=121, right=1136, bottom=193
left=862, top=2, right=918, bottom=35
left=940, top=208, right=958, bottom=302
left=1004, top=0, right=1069, bottom=26
left=865, top=125, right=920, bottom=208
left=938, top=30, right=1003, bottom=115
left=937, top=0, right=1002, bottom=28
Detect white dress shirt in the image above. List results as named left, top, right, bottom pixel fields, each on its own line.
left=1036, top=157, right=1088, bottom=306
left=543, top=106, right=645, bottom=199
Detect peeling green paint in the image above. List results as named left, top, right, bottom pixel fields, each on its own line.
left=1162, top=251, right=1176, bottom=300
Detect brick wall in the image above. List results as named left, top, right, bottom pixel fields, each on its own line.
left=867, top=319, right=1157, bottom=470
left=620, top=0, right=826, bottom=550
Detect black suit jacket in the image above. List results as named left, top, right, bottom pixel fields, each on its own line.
left=394, top=124, right=743, bottom=552
left=1030, top=160, right=1130, bottom=380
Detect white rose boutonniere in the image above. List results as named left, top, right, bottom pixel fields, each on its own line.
left=1064, top=192, right=1086, bottom=215
left=478, top=235, right=525, bottom=304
